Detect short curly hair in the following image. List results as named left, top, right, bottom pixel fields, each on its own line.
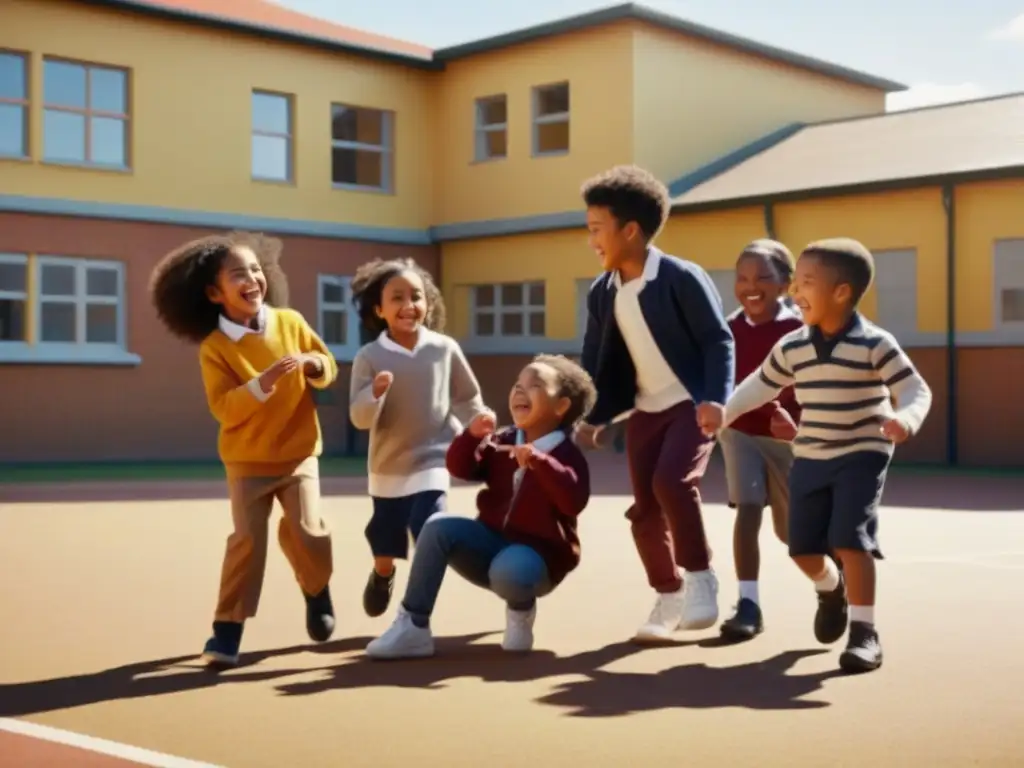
left=350, top=257, right=445, bottom=338
left=149, top=231, right=289, bottom=344
left=581, top=165, right=671, bottom=241
left=801, top=238, right=875, bottom=307
left=532, top=354, right=597, bottom=431
left=739, top=238, right=796, bottom=283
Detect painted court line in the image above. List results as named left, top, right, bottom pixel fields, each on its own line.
left=0, top=718, right=223, bottom=768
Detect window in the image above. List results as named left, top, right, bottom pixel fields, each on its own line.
left=873, top=249, right=918, bottom=339
left=531, top=82, right=569, bottom=156
left=474, top=95, right=507, bottom=161
left=42, top=58, right=129, bottom=167
left=0, top=52, right=28, bottom=158
left=0, top=254, right=27, bottom=343
left=994, top=239, right=1024, bottom=327
left=331, top=104, right=393, bottom=192
left=251, top=90, right=292, bottom=182
left=707, top=269, right=740, bottom=317
left=317, top=275, right=360, bottom=359
left=471, top=282, right=545, bottom=337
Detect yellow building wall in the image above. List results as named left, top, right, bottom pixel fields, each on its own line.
left=631, top=23, right=886, bottom=185
left=954, top=179, right=1024, bottom=332
left=3, top=0, right=436, bottom=229
left=657, top=207, right=768, bottom=270
left=433, top=24, right=634, bottom=226
left=773, top=188, right=947, bottom=332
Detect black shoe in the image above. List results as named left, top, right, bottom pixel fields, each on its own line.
left=839, top=621, right=883, bottom=673
left=814, top=568, right=848, bottom=644
left=363, top=568, right=394, bottom=618
left=719, top=598, right=764, bottom=641
left=201, top=621, right=243, bottom=667
left=304, top=585, right=335, bottom=642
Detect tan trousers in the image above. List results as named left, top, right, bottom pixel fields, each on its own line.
left=214, top=457, right=333, bottom=623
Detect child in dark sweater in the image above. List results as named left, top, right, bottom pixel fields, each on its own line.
left=717, top=239, right=803, bottom=642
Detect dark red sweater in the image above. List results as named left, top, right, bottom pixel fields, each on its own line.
left=728, top=304, right=804, bottom=437
left=446, top=427, right=590, bottom=586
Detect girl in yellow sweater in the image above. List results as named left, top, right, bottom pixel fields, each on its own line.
left=150, top=231, right=338, bottom=667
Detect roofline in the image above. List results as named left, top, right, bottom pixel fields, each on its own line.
left=670, top=165, right=1024, bottom=214
left=434, top=3, right=907, bottom=93
left=76, top=0, right=443, bottom=70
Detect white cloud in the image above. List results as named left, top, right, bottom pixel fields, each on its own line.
left=989, top=13, right=1024, bottom=41
left=886, top=82, right=990, bottom=112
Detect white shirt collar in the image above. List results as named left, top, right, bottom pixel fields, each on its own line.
left=611, top=246, right=662, bottom=289
left=515, top=428, right=566, bottom=453
left=218, top=305, right=268, bottom=342
left=377, top=326, right=429, bottom=357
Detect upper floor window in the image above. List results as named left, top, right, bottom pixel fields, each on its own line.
left=43, top=58, right=129, bottom=168
left=331, top=104, right=394, bottom=193
left=317, top=274, right=361, bottom=360
left=474, top=94, right=507, bottom=161
left=471, top=282, right=546, bottom=337
left=532, top=82, right=569, bottom=156
left=0, top=51, right=28, bottom=158
left=251, top=90, right=293, bottom=182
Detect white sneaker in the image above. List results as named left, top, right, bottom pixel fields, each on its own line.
left=502, top=606, right=536, bottom=652
left=679, top=569, right=719, bottom=630
left=634, top=589, right=685, bottom=641
left=365, top=607, right=435, bottom=659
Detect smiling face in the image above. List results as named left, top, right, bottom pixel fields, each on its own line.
left=735, top=251, right=788, bottom=324
left=376, top=270, right=427, bottom=339
left=508, top=362, right=570, bottom=438
left=586, top=205, right=640, bottom=273
left=792, top=253, right=852, bottom=331
left=206, top=245, right=266, bottom=326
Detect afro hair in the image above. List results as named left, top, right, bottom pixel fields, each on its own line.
left=580, top=165, right=671, bottom=241
left=350, top=257, right=445, bottom=338
left=531, top=354, right=597, bottom=431
left=149, top=230, right=289, bottom=344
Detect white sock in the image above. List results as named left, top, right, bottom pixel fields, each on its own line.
left=849, top=605, right=874, bottom=625
left=811, top=559, right=840, bottom=593
left=738, top=581, right=759, bottom=604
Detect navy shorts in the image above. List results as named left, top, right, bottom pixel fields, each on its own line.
left=787, top=451, right=890, bottom=560
left=366, top=490, right=447, bottom=559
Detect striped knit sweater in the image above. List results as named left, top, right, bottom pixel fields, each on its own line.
left=723, top=313, right=932, bottom=460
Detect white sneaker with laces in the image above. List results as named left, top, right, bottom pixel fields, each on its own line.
left=634, top=588, right=685, bottom=641
left=365, top=607, right=435, bottom=659
left=502, top=606, right=536, bottom=652
left=679, top=569, right=719, bottom=630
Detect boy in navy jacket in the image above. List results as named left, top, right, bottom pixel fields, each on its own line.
left=577, top=165, right=735, bottom=642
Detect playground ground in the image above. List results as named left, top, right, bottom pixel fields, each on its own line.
left=1, top=456, right=1022, bottom=767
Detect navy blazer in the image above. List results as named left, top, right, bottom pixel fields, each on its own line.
left=580, top=248, right=735, bottom=425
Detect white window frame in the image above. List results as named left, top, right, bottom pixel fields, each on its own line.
left=42, top=57, right=130, bottom=168
left=35, top=255, right=127, bottom=356
left=470, top=281, right=546, bottom=340
left=531, top=81, right=569, bottom=157
left=330, top=103, right=394, bottom=194
left=474, top=94, right=507, bottom=162
left=251, top=89, right=293, bottom=183
left=0, top=253, right=29, bottom=352
left=317, top=274, right=361, bottom=361
left=0, top=51, right=29, bottom=159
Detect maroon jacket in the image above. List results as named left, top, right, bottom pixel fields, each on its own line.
left=446, top=427, right=591, bottom=586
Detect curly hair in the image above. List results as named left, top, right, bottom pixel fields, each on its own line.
left=350, top=257, right=445, bottom=337
left=581, top=165, right=671, bottom=241
left=149, top=231, right=289, bottom=344
left=802, top=237, right=875, bottom=306
left=532, top=354, right=597, bottom=431
left=739, top=238, right=796, bottom=283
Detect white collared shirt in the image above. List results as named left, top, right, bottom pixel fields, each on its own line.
left=218, top=305, right=269, bottom=342
left=612, top=248, right=691, bottom=413
left=513, top=428, right=566, bottom=493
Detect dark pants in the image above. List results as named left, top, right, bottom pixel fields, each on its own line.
left=366, top=490, right=447, bottom=559
left=625, top=400, right=715, bottom=592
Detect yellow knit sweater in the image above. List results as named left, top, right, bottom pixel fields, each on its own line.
left=198, top=307, right=338, bottom=476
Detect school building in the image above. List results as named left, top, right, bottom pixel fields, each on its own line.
left=2, top=0, right=1023, bottom=467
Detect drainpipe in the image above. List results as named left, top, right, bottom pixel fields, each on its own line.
left=763, top=201, right=776, bottom=239
left=942, top=183, right=958, bottom=466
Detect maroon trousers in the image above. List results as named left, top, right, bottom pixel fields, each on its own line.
left=625, top=400, right=714, bottom=593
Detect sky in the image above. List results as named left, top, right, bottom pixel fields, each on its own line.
left=278, top=0, right=1024, bottom=111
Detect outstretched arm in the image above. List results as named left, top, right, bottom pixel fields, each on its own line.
left=295, top=314, right=339, bottom=390
left=449, top=341, right=492, bottom=426
left=446, top=430, right=494, bottom=482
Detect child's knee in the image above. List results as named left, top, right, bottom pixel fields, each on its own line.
left=488, top=557, right=543, bottom=603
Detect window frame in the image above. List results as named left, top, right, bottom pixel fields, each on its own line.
left=41, top=56, right=131, bottom=169
left=316, top=274, right=361, bottom=361
left=473, top=94, right=507, bottom=162
left=330, top=103, right=395, bottom=194
left=0, top=50, right=30, bottom=159
left=531, top=81, right=570, bottom=157
left=994, top=239, right=1024, bottom=337
left=0, top=252, right=29, bottom=350
left=469, top=281, right=546, bottom=340
left=250, top=89, right=294, bottom=184
left=872, top=248, right=920, bottom=342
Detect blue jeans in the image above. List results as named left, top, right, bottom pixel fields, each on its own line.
left=402, top=514, right=552, bottom=623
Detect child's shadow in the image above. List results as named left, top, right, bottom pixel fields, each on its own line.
left=536, top=649, right=841, bottom=716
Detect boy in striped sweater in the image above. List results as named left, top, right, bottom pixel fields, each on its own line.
left=699, top=238, right=932, bottom=673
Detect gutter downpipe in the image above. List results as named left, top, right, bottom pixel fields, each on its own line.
left=942, top=183, right=958, bottom=466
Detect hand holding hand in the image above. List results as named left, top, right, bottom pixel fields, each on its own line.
left=574, top=422, right=600, bottom=450
left=770, top=408, right=798, bottom=441
left=259, top=354, right=300, bottom=393
left=696, top=401, right=725, bottom=437
left=880, top=418, right=910, bottom=444
left=372, top=371, right=394, bottom=399
left=468, top=411, right=497, bottom=439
